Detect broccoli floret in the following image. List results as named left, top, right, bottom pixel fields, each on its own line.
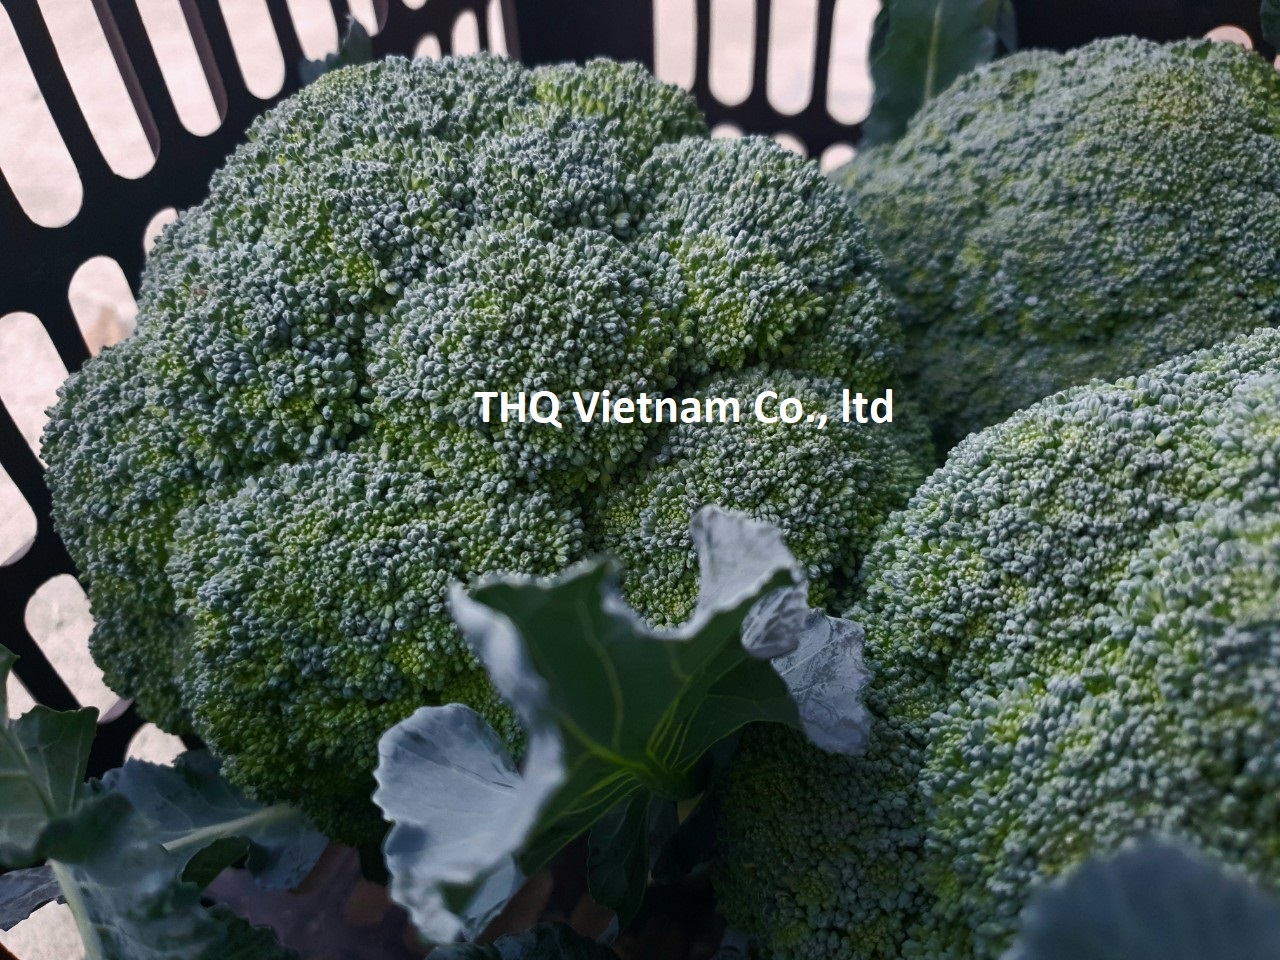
left=44, top=55, right=903, bottom=843
left=40, top=336, right=203, bottom=730
left=715, top=329, right=1280, bottom=959
left=836, top=37, right=1280, bottom=446
left=595, top=368, right=932, bottom=626
left=165, top=450, right=582, bottom=843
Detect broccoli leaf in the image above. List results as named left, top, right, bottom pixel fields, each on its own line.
left=585, top=793, right=677, bottom=929
left=1003, top=840, right=1280, bottom=960
left=38, top=791, right=298, bottom=960
left=430, top=922, right=616, bottom=959
left=864, top=0, right=1017, bottom=145
left=376, top=507, right=869, bottom=943
left=36, top=760, right=319, bottom=959
left=765, top=598, right=869, bottom=753
left=374, top=703, right=543, bottom=942
left=0, top=864, right=63, bottom=930
left=0, top=646, right=98, bottom=868
left=1264, top=0, right=1280, bottom=48
left=100, top=751, right=327, bottom=890
left=0, top=646, right=313, bottom=959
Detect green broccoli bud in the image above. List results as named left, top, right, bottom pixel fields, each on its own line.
left=167, top=450, right=578, bottom=842
left=716, top=329, right=1280, bottom=959
left=838, top=37, right=1280, bottom=445
left=596, top=368, right=932, bottom=626
left=647, top=135, right=901, bottom=383
left=43, top=54, right=900, bottom=842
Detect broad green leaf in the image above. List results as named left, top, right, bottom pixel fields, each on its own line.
left=375, top=703, right=545, bottom=942
left=208, top=904, right=303, bottom=960
left=864, top=0, right=1017, bottom=146
left=1003, top=840, right=1280, bottom=960
left=452, top=506, right=801, bottom=871
left=38, top=791, right=298, bottom=960
left=0, top=646, right=98, bottom=867
left=376, top=507, right=869, bottom=944
left=585, top=793, right=677, bottom=927
left=101, top=751, right=327, bottom=890
left=430, top=923, right=616, bottom=959
left=0, top=649, right=311, bottom=959
left=766, top=601, right=869, bottom=753
left=0, top=864, right=63, bottom=930
left=1265, top=0, right=1280, bottom=48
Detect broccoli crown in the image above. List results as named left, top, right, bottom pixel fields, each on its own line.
left=837, top=37, right=1280, bottom=446
left=43, top=55, right=905, bottom=842
left=715, top=329, right=1280, bottom=959
left=594, top=368, right=932, bottom=626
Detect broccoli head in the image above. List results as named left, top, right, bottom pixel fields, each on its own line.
left=836, top=37, right=1280, bottom=446
left=43, top=55, right=912, bottom=843
left=715, top=328, right=1280, bottom=959
left=595, top=368, right=932, bottom=626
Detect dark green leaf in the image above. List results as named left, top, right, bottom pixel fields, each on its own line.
left=0, top=649, right=304, bottom=958
left=460, top=507, right=804, bottom=870
left=379, top=508, right=871, bottom=943
left=864, top=0, right=1017, bottom=146
left=375, top=703, right=543, bottom=942
left=0, top=645, right=98, bottom=867
left=586, top=793, right=676, bottom=928
left=0, top=864, right=63, bottom=931
left=766, top=602, right=869, bottom=753
left=39, top=791, right=298, bottom=960
left=101, top=751, right=326, bottom=890
left=1004, top=840, right=1280, bottom=960
left=1264, top=0, right=1280, bottom=48
left=207, top=904, right=302, bottom=960
left=430, top=923, right=616, bottom=960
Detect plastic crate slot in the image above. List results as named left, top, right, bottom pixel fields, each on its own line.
left=127, top=721, right=188, bottom=764
left=766, top=0, right=818, bottom=115
left=772, top=129, right=806, bottom=156
left=709, top=120, right=742, bottom=138
left=359, top=0, right=391, bottom=36
left=452, top=7, right=481, bottom=54
left=68, top=256, right=139, bottom=355
left=5, top=665, right=37, bottom=715
left=1205, top=24, right=1253, bottom=47
left=708, top=0, right=755, bottom=106
left=134, top=0, right=226, bottom=136
left=282, top=0, right=344, bottom=59
left=415, top=32, right=442, bottom=58
left=0, top=459, right=37, bottom=567
left=0, top=5, right=84, bottom=227
left=217, top=0, right=288, bottom=98
left=653, top=0, right=696, bottom=88
left=24, top=0, right=158, bottom=180
left=818, top=139, right=854, bottom=172
left=24, top=573, right=116, bottom=713
left=0, top=311, right=67, bottom=465
left=143, top=206, right=179, bottom=253
left=826, top=0, right=873, bottom=125
left=348, top=0, right=381, bottom=35
left=486, top=0, right=507, bottom=56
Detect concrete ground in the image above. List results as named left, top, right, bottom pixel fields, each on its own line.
left=0, top=1, right=879, bottom=955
